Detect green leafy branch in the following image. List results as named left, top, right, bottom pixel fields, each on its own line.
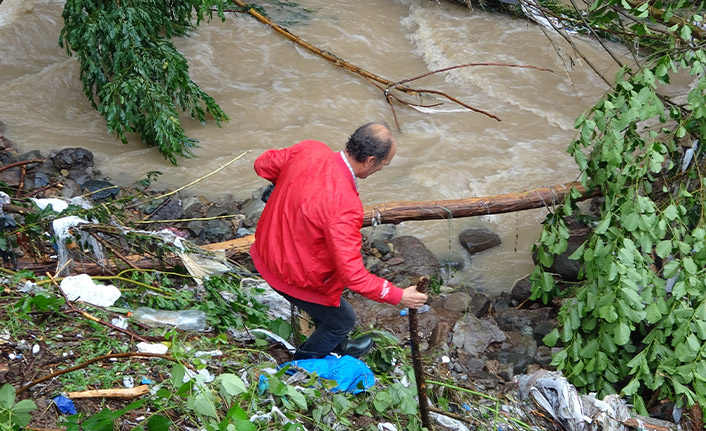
left=59, top=0, right=230, bottom=164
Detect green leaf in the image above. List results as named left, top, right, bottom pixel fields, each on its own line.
left=286, top=386, right=307, bottom=410
left=0, top=384, right=15, bottom=409
left=656, top=240, right=672, bottom=258
left=663, top=204, right=678, bottom=220
left=235, top=420, right=257, bottom=431
left=217, top=374, right=246, bottom=397
left=191, top=392, right=218, bottom=418
left=147, top=415, right=172, bottom=431
left=543, top=329, right=560, bottom=347
left=683, top=257, right=698, bottom=274
left=614, top=322, right=631, bottom=345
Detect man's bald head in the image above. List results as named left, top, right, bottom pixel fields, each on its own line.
left=345, top=123, right=396, bottom=164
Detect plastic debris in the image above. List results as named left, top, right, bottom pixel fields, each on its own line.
left=378, top=423, right=398, bottom=431
left=257, top=375, right=270, bottom=395
left=31, top=196, right=93, bottom=213
left=60, top=274, right=121, bottom=307
left=53, top=396, right=77, bottom=415
left=431, top=412, right=470, bottom=431
left=283, top=355, right=375, bottom=394
left=52, top=216, right=104, bottom=276
left=250, top=406, right=298, bottom=427
left=32, top=344, right=40, bottom=354
left=111, top=316, right=129, bottom=329
left=182, top=367, right=214, bottom=384
left=123, top=376, right=135, bottom=388
left=250, top=328, right=296, bottom=353
left=131, top=307, right=207, bottom=331
left=441, top=355, right=451, bottom=364
left=238, top=278, right=292, bottom=320
left=400, top=304, right=430, bottom=316
left=136, top=342, right=169, bottom=355
left=141, top=378, right=152, bottom=385
left=194, top=350, right=223, bottom=358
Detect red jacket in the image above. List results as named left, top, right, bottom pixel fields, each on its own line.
left=250, top=140, right=403, bottom=307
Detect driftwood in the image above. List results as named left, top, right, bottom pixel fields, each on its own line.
left=67, top=385, right=149, bottom=399
left=17, top=182, right=593, bottom=274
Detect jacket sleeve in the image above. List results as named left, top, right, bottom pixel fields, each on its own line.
left=254, top=146, right=297, bottom=183
left=323, top=206, right=403, bottom=305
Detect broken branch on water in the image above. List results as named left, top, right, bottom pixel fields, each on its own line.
left=230, top=0, right=554, bottom=130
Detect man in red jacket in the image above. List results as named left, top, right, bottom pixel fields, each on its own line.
left=251, top=123, right=428, bottom=360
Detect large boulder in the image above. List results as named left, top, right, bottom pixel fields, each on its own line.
left=458, top=226, right=501, bottom=255
left=389, top=235, right=440, bottom=285
left=452, top=314, right=506, bottom=357
left=50, top=148, right=94, bottom=171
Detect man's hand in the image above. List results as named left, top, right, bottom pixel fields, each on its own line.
left=399, top=285, right=428, bottom=309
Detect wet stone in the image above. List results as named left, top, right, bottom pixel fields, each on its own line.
left=82, top=179, right=119, bottom=201
left=33, top=172, right=50, bottom=188
left=50, top=147, right=94, bottom=170
left=458, top=226, right=501, bottom=255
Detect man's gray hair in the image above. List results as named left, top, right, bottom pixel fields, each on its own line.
left=345, top=123, right=393, bottom=164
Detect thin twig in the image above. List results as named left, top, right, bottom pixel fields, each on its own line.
left=89, top=231, right=141, bottom=270
left=0, top=158, right=45, bottom=173
left=15, top=352, right=188, bottom=394
left=150, top=150, right=250, bottom=202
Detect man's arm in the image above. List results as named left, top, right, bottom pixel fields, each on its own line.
left=254, top=146, right=296, bottom=183
left=324, top=207, right=405, bottom=305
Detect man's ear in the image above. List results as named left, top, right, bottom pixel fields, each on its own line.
left=364, top=156, right=377, bottom=167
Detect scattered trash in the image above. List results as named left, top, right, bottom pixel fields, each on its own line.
left=400, top=304, right=430, bottom=316
left=32, top=344, right=40, bottom=354
left=52, top=395, right=77, bottom=415
left=123, top=376, right=135, bottom=388
left=378, top=423, right=398, bottom=431
left=257, top=375, right=269, bottom=395
left=582, top=393, right=631, bottom=431
left=140, top=378, right=152, bottom=385
left=681, top=140, right=699, bottom=172
left=249, top=328, right=296, bottom=353
left=250, top=405, right=298, bottom=427
left=136, top=342, right=169, bottom=355
left=283, top=355, right=375, bottom=394
left=182, top=367, right=214, bottom=384
left=60, top=274, right=121, bottom=307
left=30, top=196, right=93, bottom=214
left=194, top=350, right=223, bottom=358
left=111, top=316, right=129, bottom=329
left=8, top=352, right=21, bottom=360
left=235, top=278, right=292, bottom=320
left=431, top=411, right=470, bottom=431
left=441, top=355, right=451, bottom=364
left=131, top=307, right=207, bottom=331
left=52, top=216, right=104, bottom=277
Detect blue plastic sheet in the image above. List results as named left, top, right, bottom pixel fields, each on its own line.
left=53, top=395, right=77, bottom=415
left=282, top=355, right=375, bottom=394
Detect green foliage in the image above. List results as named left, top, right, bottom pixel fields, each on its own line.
left=59, top=0, right=230, bottom=164
left=531, top=0, right=706, bottom=412
left=0, top=384, right=37, bottom=431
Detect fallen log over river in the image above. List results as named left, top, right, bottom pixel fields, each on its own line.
left=204, top=181, right=593, bottom=257
left=16, top=182, right=594, bottom=274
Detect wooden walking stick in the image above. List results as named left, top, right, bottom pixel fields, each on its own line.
left=409, top=276, right=433, bottom=430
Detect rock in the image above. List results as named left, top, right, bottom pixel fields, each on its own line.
left=372, top=238, right=391, bottom=256
left=82, top=179, right=119, bottom=201
left=427, top=320, right=453, bottom=350
left=494, top=307, right=553, bottom=332
left=206, top=204, right=231, bottom=218
left=532, top=217, right=591, bottom=282
left=33, top=172, right=50, bottom=188
left=458, top=226, right=501, bottom=255
left=0, top=167, right=20, bottom=187
left=535, top=346, right=553, bottom=366
left=150, top=197, right=183, bottom=221
left=451, top=314, right=506, bottom=357
left=486, top=350, right=538, bottom=374
left=501, top=331, right=538, bottom=358
left=389, top=235, right=440, bottom=285
left=510, top=276, right=532, bottom=304
left=497, top=363, right=514, bottom=382
left=362, top=224, right=396, bottom=242
left=68, top=169, right=92, bottom=186
left=441, top=290, right=491, bottom=317
left=50, top=148, right=94, bottom=171
left=533, top=320, right=557, bottom=343
left=14, top=151, right=44, bottom=169
left=60, top=178, right=83, bottom=198
left=201, top=219, right=234, bottom=243
left=182, top=196, right=205, bottom=218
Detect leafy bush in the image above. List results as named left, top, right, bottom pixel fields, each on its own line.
left=531, top=0, right=706, bottom=414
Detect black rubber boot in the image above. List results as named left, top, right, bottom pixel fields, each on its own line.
left=332, top=335, right=374, bottom=358
left=292, top=344, right=329, bottom=361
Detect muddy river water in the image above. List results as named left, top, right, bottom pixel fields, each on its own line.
left=0, top=0, right=628, bottom=293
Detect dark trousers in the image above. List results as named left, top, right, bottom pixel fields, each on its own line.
left=274, top=289, right=356, bottom=356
